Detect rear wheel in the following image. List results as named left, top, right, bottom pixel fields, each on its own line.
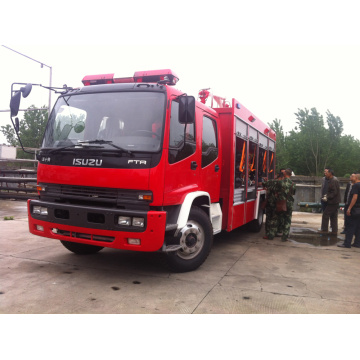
left=248, top=205, right=264, bottom=232
left=60, top=240, right=104, bottom=255
left=166, top=207, right=213, bottom=273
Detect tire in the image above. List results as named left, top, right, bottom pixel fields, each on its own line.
left=166, top=206, right=213, bottom=273
left=60, top=240, right=104, bottom=255
left=248, top=204, right=264, bottom=232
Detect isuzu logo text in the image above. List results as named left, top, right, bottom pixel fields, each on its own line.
left=128, top=160, right=147, bottom=165
left=73, top=158, right=103, bottom=166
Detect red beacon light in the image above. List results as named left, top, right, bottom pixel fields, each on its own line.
left=82, top=69, right=179, bottom=86
left=82, top=74, right=115, bottom=86
left=133, top=69, right=179, bottom=85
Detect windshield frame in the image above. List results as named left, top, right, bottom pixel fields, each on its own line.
left=42, top=87, right=167, bottom=155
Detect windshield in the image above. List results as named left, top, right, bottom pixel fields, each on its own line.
left=43, top=91, right=166, bottom=153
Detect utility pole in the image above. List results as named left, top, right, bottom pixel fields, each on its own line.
left=1, top=45, right=52, bottom=115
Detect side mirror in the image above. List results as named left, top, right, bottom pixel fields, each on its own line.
left=9, top=83, right=33, bottom=117
left=21, top=83, right=32, bottom=98
left=10, top=91, right=21, bottom=117
left=179, top=96, right=195, bottom=124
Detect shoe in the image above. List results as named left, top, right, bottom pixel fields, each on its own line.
left=329, top=232, right=338, bottom=236
left=340, top=230, right=346, bottom=234
left=317, top=230, right=328, bottom=234
left=352, top=244, right=360, bottom=248
left=337, top=243, right=351, bottom=248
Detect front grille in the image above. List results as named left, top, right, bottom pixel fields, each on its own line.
left=47, top=184, right=118, bottom=202
left=40, top=183, right=151, bottom=209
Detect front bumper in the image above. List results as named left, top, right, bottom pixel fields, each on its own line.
left=27, top=200, right=166, bottom=252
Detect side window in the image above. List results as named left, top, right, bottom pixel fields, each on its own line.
left=168, top=101, right=196, bottom=164
left=202, top=116, right=218, bottom=168
left=268, top=140, right=275, bottom=179
left=268, top=150, right=275, bottom=179
left=258, top=148, right=267, bottom=180
left=248, top=141, right=257, bottom=185
left=235, top=137, right=247, bottom=188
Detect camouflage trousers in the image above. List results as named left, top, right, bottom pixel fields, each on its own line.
left=277, top=204, right=294, bottom=241
left=265, top=203, right=293, bottom=240
left=265, top=205, right=279, bottom=239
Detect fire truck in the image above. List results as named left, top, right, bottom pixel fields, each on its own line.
left=9, top=69, right=276, bottom=272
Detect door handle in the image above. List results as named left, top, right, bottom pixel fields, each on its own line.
left=215, top=165, right=220, bottom=172
left=191, top=161, right=198, bottom=170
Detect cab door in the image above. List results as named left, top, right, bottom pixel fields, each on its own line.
left=199, top=115, right=221, bottom=203
left=163, top=100, right=199, bottom=205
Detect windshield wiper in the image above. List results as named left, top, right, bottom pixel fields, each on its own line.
left=46, top=142, right=104, bottom=154
left=78, top=140, right=133, bottom=156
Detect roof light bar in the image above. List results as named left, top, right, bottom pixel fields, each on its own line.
left=82, top=69, right=179, bottom=86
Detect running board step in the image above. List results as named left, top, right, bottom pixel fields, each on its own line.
left=164, top=245, right=182, bottom=252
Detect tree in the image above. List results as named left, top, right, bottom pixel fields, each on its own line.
left=283, top=108, right=344, bottom=176
left=273, top=108, right=358, bottom=176
left=267, top=118, right=290, bottom=172
left=331, top=134, right=360, bottom=176
left=294, top=108, right=329, bottom=175
left=0, top=105, right=48, bottom=159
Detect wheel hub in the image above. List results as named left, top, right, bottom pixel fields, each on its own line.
left=178, top=221, right=204, bottom=259
left=185, top=233, right=197, bottom=248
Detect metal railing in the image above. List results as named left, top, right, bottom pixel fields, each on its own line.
left=0, top=146, right=39, bottom=199
left=0, top=169, right=38, bottom=200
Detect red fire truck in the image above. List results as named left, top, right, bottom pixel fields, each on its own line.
left=9, top=69, right=276, bottom=272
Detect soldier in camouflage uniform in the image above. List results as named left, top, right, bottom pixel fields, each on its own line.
left=263, top=173, right=284, bottom=240
left=276, top=169, right=296, bottom=242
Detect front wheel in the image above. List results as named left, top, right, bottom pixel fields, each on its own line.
left=60, top=240, right=104, bottom=255
left=166, top=207, right=213, bottom=273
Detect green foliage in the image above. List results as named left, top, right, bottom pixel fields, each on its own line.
left=1, top=124, right=16, bottom=146
left=270, top=108, right=359, bottom=176
left=3, top=216, right=14, bottom=220
left=0, top=105, right=48, bottom=159
left=267, top=118, right=290, bottom=172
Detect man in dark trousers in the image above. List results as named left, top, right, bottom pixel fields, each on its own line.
left=318, top=169, right=341, bottom=235
left=320, top=168, right=330, bottom=212
left=341, top=173, right=356, bottom=234
left=338, top=173, right=360, bottom=248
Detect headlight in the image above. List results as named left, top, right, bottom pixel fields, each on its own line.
left=33, top=206, right=48, bottom=215
left=132, top=217, right=144, bottom=227
left=118, top=216, right=131, bottom=226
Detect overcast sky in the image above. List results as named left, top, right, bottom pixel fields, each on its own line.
left=1, top=0, right=360, bottom=145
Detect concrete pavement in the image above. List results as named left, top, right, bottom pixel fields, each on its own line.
left=1, top=199, right=359, bottom=314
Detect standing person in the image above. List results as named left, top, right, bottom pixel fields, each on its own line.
left=320, top=168, right=330, bottom=212
left=338, top=173, right=360, bottom=248
left=277, top=168, right=296, bottom=242
left=318, top=169, right=341, bottom=235
left=341, top=173, right=356, bottom=234
left=263, top=172, right=283, bottom=240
